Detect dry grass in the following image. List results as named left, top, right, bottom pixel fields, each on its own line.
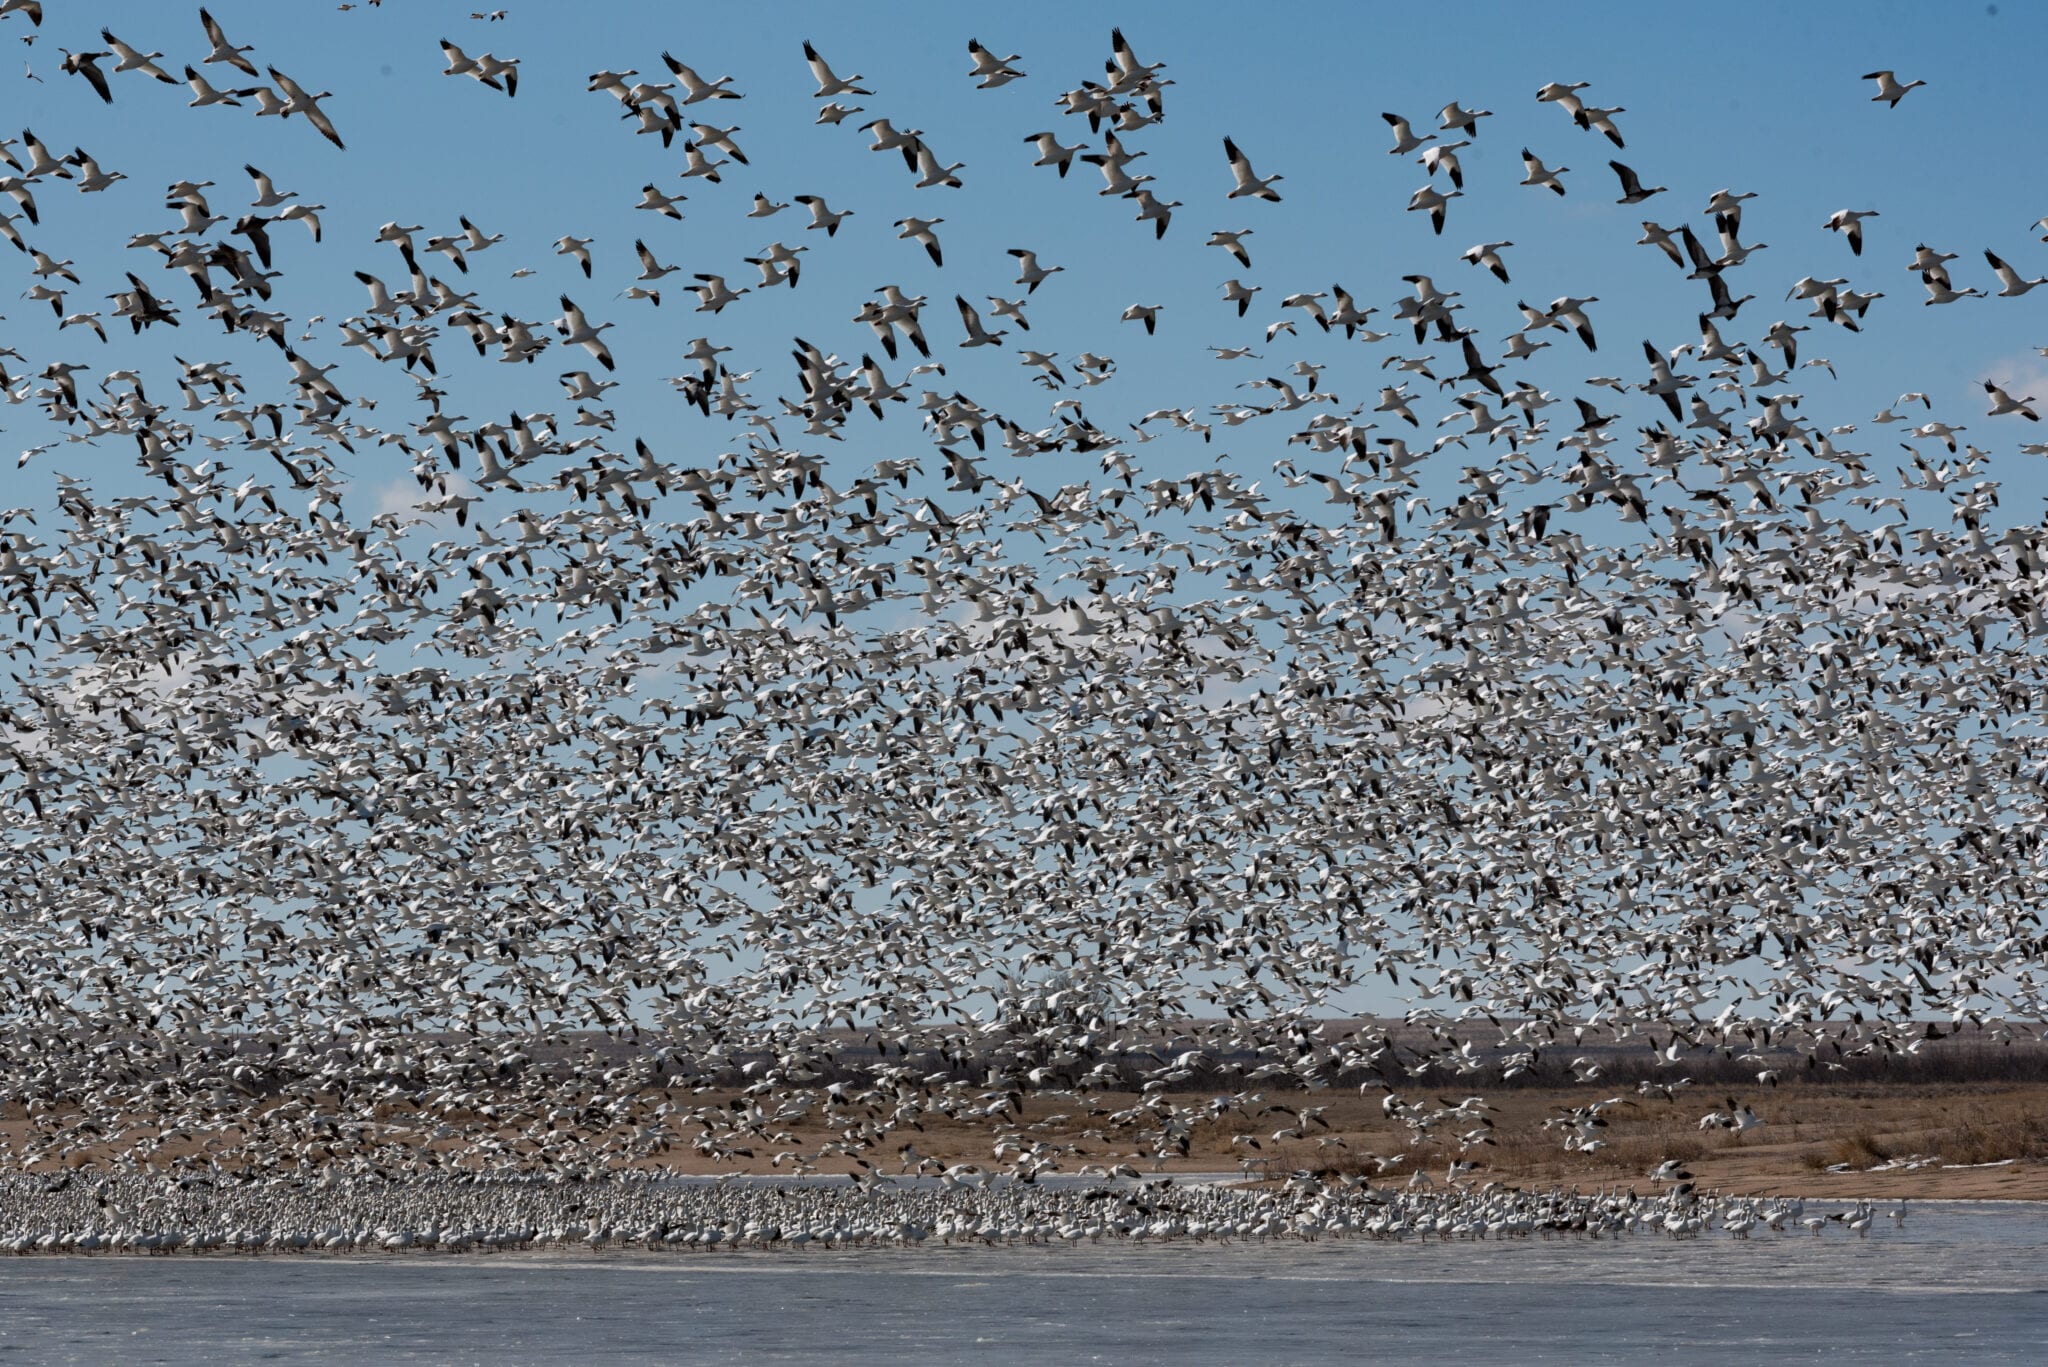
left=7, top=1077, right=2047, bottom=1199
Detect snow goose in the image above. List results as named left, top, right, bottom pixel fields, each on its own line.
left=895, top=216, right=944, bottom=266
left=1024, top=131, right=1085, bottom=176
left=198, top=7, right=259, bottom=78
left=803, top=41, right=870, bottom=98
left=1006, top=248, right=1062, bottom=292
left=1407, top=184, right=1460, bottom=235
left=954, top=295, right=1006, bottom=347
left=1520, top=149, right=1567, bottom=195
left=101, top=29, right=177, bottom=85
left=1824, top=208, right=1878, bottom=256
left=1609, top=161, right=1664, bottom=205
left=966, top=40, right=1024, bottom=89
left=793, top=194, right=852, bottom=235
left=1438, top=101, right=1492, bottom=136
left=182, top=65, right=241, bottom=107
left=662, top=52, right=741, bottom=103
left=268, top=68, right=345, bottom=149
left=1222, top=137, right=1282, bottom=201
left=1381, top=112, right=1435, bottom=155
left=1863, top=70, right=1925, bottom=106
left=1983, top=249, right=2045, bottom=296
left=1461, top=241, right=1513, bottom=283
left=1982, top=380, right=2039, bottom=420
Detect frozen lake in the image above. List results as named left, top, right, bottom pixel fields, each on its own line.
left=1, top=1201, right=2043, bottom=1364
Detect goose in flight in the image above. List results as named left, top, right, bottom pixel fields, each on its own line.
left=1983, top=249, right=2046, bottom=296
left=1536, top=79, right=1589, bottom=114
left=1438, top=101, right=1492, bottom=136
left=199, top=8, right=259, bottom=78
left=244, top=163, right=296, bottom=208
left=1609, top=161, right=1664, bottom=205
left=59, top=49, right=115, bottom=103
left=1520, top=149, right=1567, bottom=195
left=1922, top=275, right=1982, bottom=304
left=1461, top=241, right=1513, bottom=283
left=1982, top=380, right=2040, bottom=420
left=895, top=216, right=944, bottom=266
left=1863, top=69, right=1925, bottom=106
left=1578, top=104, right=1627, bottom=146
left=1419, top=139, right=1468, bottom=189
left=269, top=68, right=346, bottom=149
left=1024, top=131, right=1084, bottom=176
left=182, top=65, right=242, bottom=107
left=1825, top=208, right=1878, bottom=256
left=440, top=41, right=519, bottom=96
left=1382, top=112, right=1435, bottom=155
left=1408, top=183, right=1460, bottom=235
left=662, top=52, right=741, bottom=103
left=632, top=239, right=678, bottom=281
left=101, top=30, right=177, bottom=85
left=794, top=194, right=852, bottom=235
left=954, top=295, right=1006, bottom=347
left=554, top=235, right=594, bottom=276
left=637, top=183, right=686, bottom=218
left=1206, top=229, right=1252, bottom=267
left=1222, top=137, right=1282, bottom=201
left=1130, top=188, right=1178, bottom=238
left=1120, top=302, right=1161, bottom=334
left=555, top=295, right=615, bottom=369
left=911, top=144, right=965, bottom=189
left=966, top=39, right=1024, bottom=88
left=1007, top=248, right=1062, bottom=292
left=804, top=40, right=870, bottom=98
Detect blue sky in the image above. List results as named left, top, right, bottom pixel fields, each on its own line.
left=9, top=0, right=2047, bottom=518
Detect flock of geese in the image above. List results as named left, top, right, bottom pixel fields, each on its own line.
left=0, top=1172, right=1901, bottom=1255
left=0, top=6, right=2042, bottom=1248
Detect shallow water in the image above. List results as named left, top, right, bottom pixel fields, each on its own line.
left=2, top=1202, right=2043, bottom=1364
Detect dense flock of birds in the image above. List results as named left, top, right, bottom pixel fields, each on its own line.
left=0, top=6, right=2044, bottom=1246
left=0, top=1171, right=1902, bottom=1254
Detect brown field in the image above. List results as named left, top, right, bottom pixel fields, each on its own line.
left=8, top=1021, right=2045, bottom=1198
left=17, top=1079, right=2042, bottom=1200
left=813, top=1080, right=2048, bottom=1200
